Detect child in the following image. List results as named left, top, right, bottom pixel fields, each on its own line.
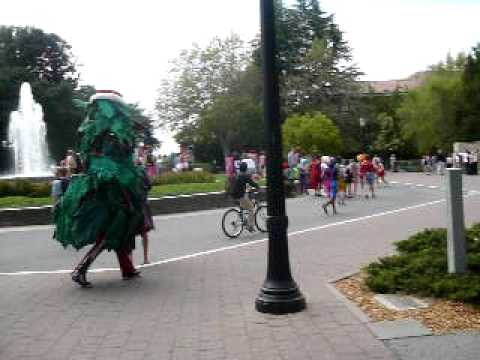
left=345, top=162, right=354, bottom=197
left=362, top=156, right=376, bottom=199
left=377, top=161, right=388, bottom=185
left=337, top=164, right=347, bottom=205
left=322, top=160, right=338, bottom=215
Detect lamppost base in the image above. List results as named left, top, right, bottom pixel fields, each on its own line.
left=255, top=281, right=306, bottom=314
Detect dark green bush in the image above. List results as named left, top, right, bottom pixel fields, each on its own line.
left=152, top=171, right=215, bottom=186
left=364, top=225, right=480, bottom=303
left=29, top=182, right=51, bottom=197
left=0, top=180, right=51, bottom=198
left=0, top=181, right=16, bottom=196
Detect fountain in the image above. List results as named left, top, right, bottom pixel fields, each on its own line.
left=7, top=82, right=51, bottom=177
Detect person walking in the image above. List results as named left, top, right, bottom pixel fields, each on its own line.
left=322, top=159, right=338, bottom=215
left=362, top=156, right=376, bottom=198
left=436, top=150, right=446, bottom=175
left=54, top=90, right=144, bottom=287
left=310, top=156, right=320, bottom=195
left=138, top=162, right=154, bottom=265
left=377, top=161, right=388, bottom=185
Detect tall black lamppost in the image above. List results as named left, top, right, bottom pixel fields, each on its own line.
left=255, top=0, right=306, bottom=314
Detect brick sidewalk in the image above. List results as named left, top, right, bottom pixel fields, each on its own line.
left=2, top=189, right=480, bottom=360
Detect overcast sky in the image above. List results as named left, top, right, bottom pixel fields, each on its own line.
left=2, top=0, right=479, bottom=153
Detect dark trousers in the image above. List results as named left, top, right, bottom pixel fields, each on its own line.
left=75, top=234, right=136, bottom=276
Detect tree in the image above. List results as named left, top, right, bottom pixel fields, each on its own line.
left=373, top=113, right=406, bottom=156
left=284, top=37, right=360, bottom=116
left=199, top=94, right=263, bottom=157
left=397, top=69, right=464, bottom=154
left=0, top=26, right=82, bottom=161
left=460, top=44, right=480, bottom=140
left=283, top=112, right=342, bottom=155
left=257, top=0, right=360, bottom=115
left=156, top=33, right=251, bottom=133
left=174, top=64, right=264, bottom=159
left=129, top=104, right=161, bottom=149
left=254, top=1, right=361, bottom=152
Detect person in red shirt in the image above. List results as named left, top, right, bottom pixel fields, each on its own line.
left=360, top=156, right=376, bottom=199
left=310, top=156, right=321, bottom=195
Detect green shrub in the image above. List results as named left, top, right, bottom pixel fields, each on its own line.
left=0, top=179, right=51, bottom=198
left=29, top=182, right=51, bottom=197
left=364, top=225, right=480, bottom=303
left=0, top=180, right=16, bottom=196
left=152, top=171, right=215, bottom=186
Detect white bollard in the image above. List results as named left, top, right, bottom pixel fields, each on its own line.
left=446, top=168, right=467, bottom=273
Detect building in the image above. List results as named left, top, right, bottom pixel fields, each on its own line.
left=358, top=71, right=432, bottom=95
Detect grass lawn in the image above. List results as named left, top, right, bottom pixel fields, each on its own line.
left=0, top=196, right=53, bottom=208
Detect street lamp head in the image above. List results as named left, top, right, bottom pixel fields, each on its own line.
left=359, top=117, right=366, bottom=127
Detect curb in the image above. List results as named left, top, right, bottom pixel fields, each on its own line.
left=0, top=191, right=243, bottom=227
left=326, top=272, right=435, bottom=341
left=326, top=272, right=372, bottom=324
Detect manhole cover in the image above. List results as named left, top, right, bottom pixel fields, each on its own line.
left=374, top=294, right=430, bottom=311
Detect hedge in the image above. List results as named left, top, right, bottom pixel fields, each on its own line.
left=364, top=224, right=480, bottom=303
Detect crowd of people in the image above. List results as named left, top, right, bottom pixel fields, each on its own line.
left=225, top=147, right=389, bottom=217
left=281, top=148, right=388, bottom=215
left=422, top=149, right=479, bottom=176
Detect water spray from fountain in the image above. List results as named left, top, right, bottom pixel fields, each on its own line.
left=8, top=82, right=51, bottom=176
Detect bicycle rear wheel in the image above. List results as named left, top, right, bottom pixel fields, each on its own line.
left=255, top=205, right=268, bottom=233
left=222, top=208, right=244, bottom=238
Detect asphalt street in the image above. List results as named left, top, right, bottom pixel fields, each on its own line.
left=1, top=179, right=446, bottom=274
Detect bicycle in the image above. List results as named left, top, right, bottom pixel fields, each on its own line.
left=221, top=191, right=268, bottom=238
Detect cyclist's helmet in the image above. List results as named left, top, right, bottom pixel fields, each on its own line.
left=239, top=162, right=248, bottom=172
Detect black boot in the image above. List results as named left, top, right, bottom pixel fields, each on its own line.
left=71, top=269, right=92, bottom=288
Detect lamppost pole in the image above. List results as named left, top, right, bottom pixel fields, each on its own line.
left=359, top=117, right=366, bottom=152
left=255, top=0, right=306, bottom=314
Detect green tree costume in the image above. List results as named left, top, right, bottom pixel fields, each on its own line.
left=54, top=91, right=145, bottom=286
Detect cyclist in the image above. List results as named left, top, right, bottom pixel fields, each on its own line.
left=231, top=162, right=260, bottom=232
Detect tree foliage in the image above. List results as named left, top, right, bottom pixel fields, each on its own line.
left=157, top=34, right=265, bottom=161
left=129, top=104, right=160, bottom=149
left=283, top=112, right=342, bottom=155
left=373, top=113, right=406, bottom=155
left=397, top=54, right=466, bottom=154
left=0, top=26, right=81, bottom=161
left=461, top=44, right=480, bottom=140
left=257, top=0, right=362, bottom=152
left=156, top=34, right=251, bottom=133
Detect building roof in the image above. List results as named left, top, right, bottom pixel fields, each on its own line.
left=359, top=71, right=432, bottom=94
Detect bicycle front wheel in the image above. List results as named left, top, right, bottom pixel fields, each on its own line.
left=255, top=205, right=268, bottom=233
left=222, top=208, right=244, bottom=238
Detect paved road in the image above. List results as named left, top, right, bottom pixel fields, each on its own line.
left=1, top=172, right=480, bottom=360
left=1, top=178, right=445, bottom=273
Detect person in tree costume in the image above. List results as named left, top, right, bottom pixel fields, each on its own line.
left=54, top=90, right=145, bottom=287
